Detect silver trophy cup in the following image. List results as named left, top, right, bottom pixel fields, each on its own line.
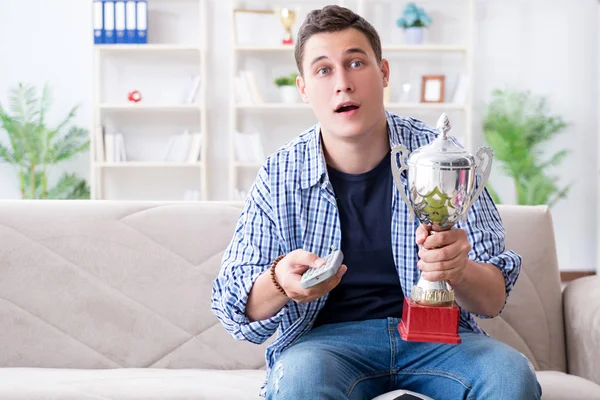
left=391, top=113, right=493, bottom=306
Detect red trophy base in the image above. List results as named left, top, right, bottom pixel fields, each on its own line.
left=282, top=38, right=293, bottom=45
left=398, top=297, right=462, bottom=344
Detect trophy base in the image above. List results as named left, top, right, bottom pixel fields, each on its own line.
left=398, top=297, right=462, bottom=345
left=282, top=38, right=293, bottom=45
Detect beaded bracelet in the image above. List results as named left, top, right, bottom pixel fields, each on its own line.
left=270, top=255, right=287, bottom=297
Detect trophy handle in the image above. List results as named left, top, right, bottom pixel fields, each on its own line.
left=391, top=145, right=415, bottom=222
left=463, top=146, right=494, bottom=222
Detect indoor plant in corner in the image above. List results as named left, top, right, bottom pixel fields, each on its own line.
left=396, top=2, right=432, bottom=45
left=274, top=72, right=300, bottom=104
left=483, top=88, right=571, bottom=207
left=0, top=83, right=90, bottom=199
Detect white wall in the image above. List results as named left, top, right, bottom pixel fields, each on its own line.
left=0, top=0, right=93, bottom=198
left=0, top=0, right=597, bottom=272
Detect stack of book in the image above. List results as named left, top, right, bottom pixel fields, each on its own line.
left=94, top=0, right=148, bottom=44
left=234, top=70, right=263, bottom=105
left=233, top=131, right=264, bottom=164
left=94, top=126, right=203, bottom=163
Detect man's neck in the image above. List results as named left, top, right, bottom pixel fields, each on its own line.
left=322, top=117, right=389, bottom=175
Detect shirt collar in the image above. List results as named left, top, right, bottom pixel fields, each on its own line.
left=300, top=110, right=404, bottom=190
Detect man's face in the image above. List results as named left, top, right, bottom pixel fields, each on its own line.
left=297, top=28, right=389, bottom=141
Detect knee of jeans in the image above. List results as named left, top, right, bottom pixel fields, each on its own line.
left=479, top=347, right=538, bottom=387
left=266, top=345, right=337, bottom=398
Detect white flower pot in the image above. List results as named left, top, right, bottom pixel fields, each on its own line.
left=279, top=86, right=299, bottom=104
left=404, top=27, right=424, bottom=45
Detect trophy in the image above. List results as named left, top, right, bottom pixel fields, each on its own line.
left=275, top=8, right=297, bottom=45
left=391, top=113, right=493, bottom=344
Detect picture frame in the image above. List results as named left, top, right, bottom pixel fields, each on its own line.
left=232, top=8, right=279, bottom=46
left=420, top=75, right=445, bottom=103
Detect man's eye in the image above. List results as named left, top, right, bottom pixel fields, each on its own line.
left=350, top=61, right=363, bottom=68
left=317, top=67, right=329, bottom=75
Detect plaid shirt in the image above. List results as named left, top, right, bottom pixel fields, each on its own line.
left=211, top=111, right=522, bottom=397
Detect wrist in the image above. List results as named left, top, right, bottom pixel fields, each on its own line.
left=270, top=255, right=288, bottom=298
left=450, top=259, right=474, bottom=287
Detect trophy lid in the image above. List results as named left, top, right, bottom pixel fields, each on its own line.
left=408, top=113, right=475, bottom=169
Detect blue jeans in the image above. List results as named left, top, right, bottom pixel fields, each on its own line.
left=265, top=318, right=541, bottom=400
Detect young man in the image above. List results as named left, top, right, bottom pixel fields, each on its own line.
left=212, top=5, right=541, bottom=400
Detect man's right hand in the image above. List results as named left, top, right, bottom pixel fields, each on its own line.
left=276, top=249, right=347, bottom=303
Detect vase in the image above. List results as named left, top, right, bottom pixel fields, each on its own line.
left=404, top=27, right=424, bottom=45
left=280, top=86, right=299, bottom=104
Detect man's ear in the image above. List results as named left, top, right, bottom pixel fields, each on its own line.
left=380, top=59, right=390, bottom=88
left=297, top=74, right=309, bottom=103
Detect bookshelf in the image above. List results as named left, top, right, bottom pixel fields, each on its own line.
left=228, top=0, right=475, bottom=200
left=91, top=0, right=208, bottom=201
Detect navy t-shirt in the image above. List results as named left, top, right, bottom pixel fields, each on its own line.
left=313, top=153, right=404, bottom=328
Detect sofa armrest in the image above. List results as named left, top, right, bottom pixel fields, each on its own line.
left=563, top=275, right=600, bottom=385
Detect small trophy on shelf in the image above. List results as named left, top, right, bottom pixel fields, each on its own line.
left=275, top=7, right=297, bottom=45
left=391, top=113, right=494, bottom=344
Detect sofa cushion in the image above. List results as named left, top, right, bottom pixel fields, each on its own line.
left=536, top=371, right=600, bottom=400
left=0, top=368, right=264, bottom=399
left=476, top=205, right=567, bottom=373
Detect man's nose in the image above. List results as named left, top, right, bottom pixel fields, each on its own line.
left=335, top=70, right=354, bottom=93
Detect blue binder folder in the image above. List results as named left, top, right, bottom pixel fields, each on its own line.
left=125, top=0, right=137, bottom=44
left=135, top=0, right=148, bottom=44
left=115, top=0, right=126, bottom=44
left=103, top=0, right=116, bottom=44
left=93, top=0, right=104, bottom=44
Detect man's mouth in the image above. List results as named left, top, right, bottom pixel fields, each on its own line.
left=334, top=102, right=360, bottom=114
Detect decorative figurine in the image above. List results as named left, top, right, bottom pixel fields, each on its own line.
left=128, top=90, right=142, bottom=103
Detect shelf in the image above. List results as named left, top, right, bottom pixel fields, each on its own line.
left=236, top=103, right=310, bottom=110
left=235, top=44, right=467, bottom=53
left=94, top=162, right=204, bottom=168
left=99, top=104, right=202, bottom=112
left=95, top=44, right=201, bottom=52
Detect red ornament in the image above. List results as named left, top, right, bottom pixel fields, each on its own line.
left=128, top=90, right=142, bottom=103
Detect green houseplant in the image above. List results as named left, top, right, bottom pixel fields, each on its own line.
left=396, top=2, right=432, bottom=45
left=483, top=88, right=570, bottom=207
left=0, top=83, right=90, bottom=199
left=274, top=72, right=299, bottom=104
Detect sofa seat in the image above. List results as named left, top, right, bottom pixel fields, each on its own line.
left=3, top=368, right=599, bottom=400
left=0, top=368, right=264, bottom=400
left=537, top=371, right=600, bottom=400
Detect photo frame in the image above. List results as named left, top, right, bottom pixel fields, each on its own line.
left=420, top=75, right=445, bottom=103
left=233, top=8, right=279, bottom=46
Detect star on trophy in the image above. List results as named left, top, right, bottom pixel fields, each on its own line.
left=275, top=7, right=297, bottom=45
left=391, top=113, right=494, bottom=344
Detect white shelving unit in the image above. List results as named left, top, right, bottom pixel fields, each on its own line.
left=228, top=0, right=475, bottom=200
left=91, top=0, right=208, bottom=201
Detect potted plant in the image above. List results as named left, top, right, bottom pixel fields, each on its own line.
left=396, top=2, right=432, bottom=45
left=0, top=83, right=90, bottom=199
left=274, top=72, right=299, bottom=104
left=483, top=88, right=571, bottom=207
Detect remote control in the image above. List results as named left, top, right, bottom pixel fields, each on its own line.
left=300, top=250, right=344, bottom=289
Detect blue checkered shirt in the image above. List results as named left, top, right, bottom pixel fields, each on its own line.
left=211, top=111, right=522, bottom=397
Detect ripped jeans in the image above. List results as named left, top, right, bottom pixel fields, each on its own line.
left=265, top=318, right=541, bottom=400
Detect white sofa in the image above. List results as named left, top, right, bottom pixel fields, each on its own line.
left=0, top=200, right=598, bottom=399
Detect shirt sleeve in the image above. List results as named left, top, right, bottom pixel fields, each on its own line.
left=210, top=167, right=287, bottom=344
left=459, top=183, right=523, bottom=319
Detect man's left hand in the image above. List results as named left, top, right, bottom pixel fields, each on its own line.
left=415, top=224, right=472, bottom=286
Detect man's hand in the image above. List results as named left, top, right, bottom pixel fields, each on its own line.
left=415, top=225, right=471, bottom=286
left=276, top=249, right=347, bottom=303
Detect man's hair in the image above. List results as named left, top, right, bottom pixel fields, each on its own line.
left=294, top=5, right=382, bottom=76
